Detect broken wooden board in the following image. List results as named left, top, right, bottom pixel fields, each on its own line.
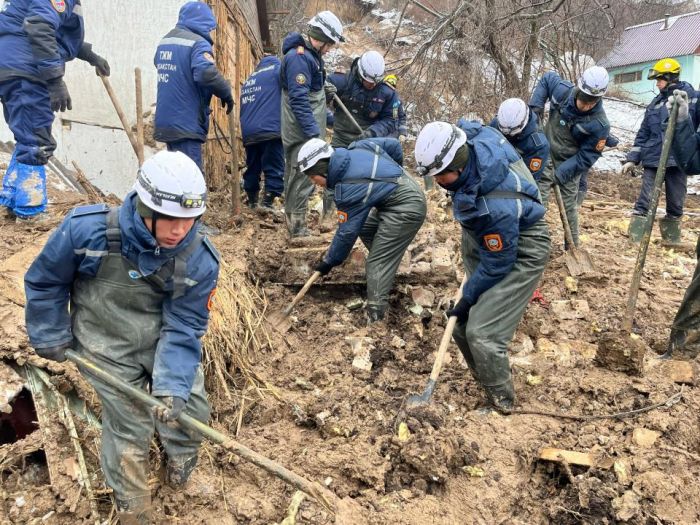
left=539, top=448, right=595, bottom=468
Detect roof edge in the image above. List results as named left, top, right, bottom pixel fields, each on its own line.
left=625, top=9, right=700, bottom=31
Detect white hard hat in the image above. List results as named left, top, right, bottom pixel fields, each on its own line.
left=134, top=151, right=207, bottom=218
left=358, top=51, right=385, bottom=83
left=297, top=138, right=334, bottom=172
left=414, top=122, right=467, bottom=177
left=578, top=66, right=609, bottom=97
left=497, top=98, right=529, bottom=136
left=308, top=11, right=344, bottom=44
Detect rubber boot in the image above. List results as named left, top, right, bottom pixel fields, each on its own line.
left=286, top=212, right=311, bottom=238
left=627, top=213, right=647, bottom=243
left=483, top=379, right=515, bottom=411
left=115, top=498, right=152, bottom=525
left=261, top=192, right=277, bottom=209
left=576, top=190, right=586, bottom=207
left=167, top=456, right=198, bottom=487
left=659, top=216, right=682, bottom=246
left=246, top=191, right=258, bottom=209
left=663, top=328, right=700, bottom=360
left=366, top=303, right=386, bottom=324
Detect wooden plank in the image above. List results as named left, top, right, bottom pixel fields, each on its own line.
left=539, top=448, right=595, bottom=467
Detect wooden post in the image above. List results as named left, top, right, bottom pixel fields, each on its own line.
left=229, top=25, right=241, bottom=215
left=134, top=67, right=145, bottom=165
left=99, top=75, right=141, bottom=163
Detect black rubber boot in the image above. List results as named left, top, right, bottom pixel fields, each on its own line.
left=246, top=192, right=258, bottom=209
left=115, top=498, right=152, bottom=525
left=261, top=192, right=277, bottom=209
left=366, top=304, right=386, bottom=324
left=483, top=380, right=515, bottom=411
left=166, top=456, right=198, bottom=487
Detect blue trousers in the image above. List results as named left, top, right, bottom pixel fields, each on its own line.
left=167, top=139, right=204, bottom=174
left=243, top=139, right=284, bottom=196
left=634, top=166, right=687, bottom=218
left=0, top=79, right=53, bottom=216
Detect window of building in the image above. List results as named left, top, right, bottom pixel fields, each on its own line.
left=614, top=71, right=642, bottom=84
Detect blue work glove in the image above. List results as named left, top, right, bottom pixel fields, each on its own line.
left=315, top=260, right=333, bottom=276
left=35, top=342, right=71, bottom=363
left=446, top=298, right=471, bottom=323
left=359, top=129, right=374, bottom=139
left=153, top=396, right=187, bottom=422
left=47, top=78, right=72, bottom=112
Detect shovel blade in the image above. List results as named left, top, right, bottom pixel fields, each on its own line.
left=564, top=247, right=596, bottom=276
left=266, top=309, right=292, bottom=333
left=404, top=379, right=436, bottom=409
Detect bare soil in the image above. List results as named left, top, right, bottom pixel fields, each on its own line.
left=1, top=169, right=700, bottom=524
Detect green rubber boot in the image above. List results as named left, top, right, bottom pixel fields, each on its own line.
left=627, top=214, right=647, bottom=243
left=659, top=216, right=682, bottom=245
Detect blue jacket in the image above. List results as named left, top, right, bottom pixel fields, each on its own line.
left=0, top=0, right=84, bottom=84
left=280, top=32, right=325, bottom=138
left=529, top=71, right=610, bottom=184
left=240, top=55, right=281, bottom=145
left=626, top=81, right=699, bottom=168
left=323, top=138, right=404, bottom=267
left=671, top=116, right=700, bottom=175
left=489, top=109, right=549, bottom=180
left=452, top=120, right=545, bottom=306
left=24, top=192, right=220, bottom=400
left=154, top=2, right=230, bottom=143
left=328, top=60, right=399, bottom=137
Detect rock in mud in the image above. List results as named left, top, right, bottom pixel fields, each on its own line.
left=595, top=331, right=647, bottom=375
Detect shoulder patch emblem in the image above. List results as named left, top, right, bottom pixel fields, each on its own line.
left=207, top=288, right=217, bottom=311
left=203, top=52, right=215, bottom=63
left=296, top=45, right=305, bottom=55
left=595, top=138, right=606, bottom=152
left=529, top=158, right=542, bottom=172
left=51, top=0, right=66, bottom=13
left=484, top=233, right=503, bottom=252
left=296, top=73, right=307, bottom=85
left=337, top=211, right=348, bottom=224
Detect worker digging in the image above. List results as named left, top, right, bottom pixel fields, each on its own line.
left=0, top=3, right=699, bottom=524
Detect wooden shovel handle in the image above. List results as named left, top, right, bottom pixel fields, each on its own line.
left=428, top=272, right=469, bottom=381
left=332, top=93, right=364, bottom=134
left=283, top=271, right=322, bottom=316
left=553, top=185, right=576, bottom=250
left=99, top=75, right=141, bottom=163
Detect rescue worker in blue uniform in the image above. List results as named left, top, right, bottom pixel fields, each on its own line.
left=414, top=120, right=550, bottom=410
left=280, top=11, right=344, bottom=238
left=240, top=53, right=284, bottom=209
left=0, top=0, right=109, bottom=220
left=327, top=51, right=399, bottom=148
left=622, top=58, right=700, bottom=244
left=383, top=74, right=408, bottom=142
left=489, top=98, right=549, bottom=181
left=663, top=89, right=700, bottom=359
left=24, top=151, right=219, bottom=524
left=529, top=66, right=611, bottom=247
left=154, top=1, right=234, bottom=173
left=297, top=136, right=426, bottom=322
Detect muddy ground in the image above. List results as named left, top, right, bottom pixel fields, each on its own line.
left=1, top=166, right=699, bottom=525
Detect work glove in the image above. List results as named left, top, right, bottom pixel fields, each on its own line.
left=78, top=44, right=110, bottom=76
left=359, top=129, right=374, bottom=139
left=532, top=106, right=545, bottom=121
left=666, top=89, right=689, bottom=122
left=621, top=161, right=637, bottom=176
left=446, top=297, right=471, bottom=323
left=34, top=342, right=71, bottom=363
left=324, top=81, right=337, bottom=101
left=47, top=78, right=72, bottom=112
left=220, top=93, right=234, bottom=115
left=153, top=396, right=186, bottom=422
left=315, top=260, right=333, bottom=276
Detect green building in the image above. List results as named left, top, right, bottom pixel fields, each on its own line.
left=600, top=11, right=700, bottom=104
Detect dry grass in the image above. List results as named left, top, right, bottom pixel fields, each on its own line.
left=202, top=261, right=278, bottom=420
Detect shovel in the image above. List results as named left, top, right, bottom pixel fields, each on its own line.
left=332, top=93, right=364, bottom=134
left=553, top=184, right=596, bottom=276
left=405, top=273, right=469, bottom=409
left=64, top=350, right=363, bottom=523
left=267, top=271, right=322, bottom=332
